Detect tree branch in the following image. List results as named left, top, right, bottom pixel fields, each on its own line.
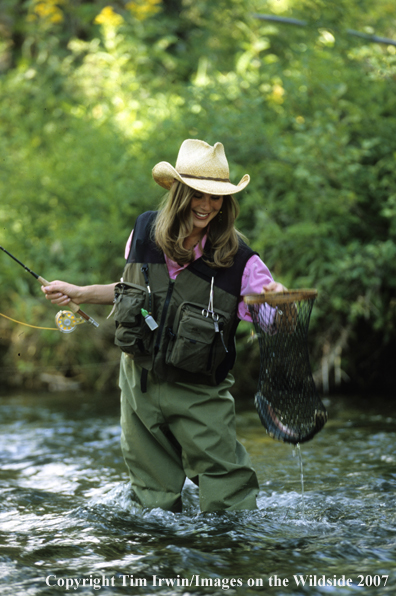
left=253, top=14, right=396, bottom=47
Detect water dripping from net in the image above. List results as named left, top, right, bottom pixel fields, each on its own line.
left=293, top=443, right=305, bottom=519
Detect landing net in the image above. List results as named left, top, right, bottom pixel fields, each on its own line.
left=244, top=290, right=327, bottom=444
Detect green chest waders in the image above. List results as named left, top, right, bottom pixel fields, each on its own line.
left=119, top=355, right=259, bottom=512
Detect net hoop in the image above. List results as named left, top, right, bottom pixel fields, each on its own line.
left=244, top=289, right=318, bottom=306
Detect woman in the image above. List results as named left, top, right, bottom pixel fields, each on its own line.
left=43, top=139, right=285, bottom=513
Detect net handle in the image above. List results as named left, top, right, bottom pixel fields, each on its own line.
left=243, top=289, right=318, bottom=306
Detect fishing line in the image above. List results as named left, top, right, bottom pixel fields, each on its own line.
left=0, top=310, right=87, bottom=332
left=0, top=311, right=58, bottom=331
left=0, top=245, right=100, bottom=333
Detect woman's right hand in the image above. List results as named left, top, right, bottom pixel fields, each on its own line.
left=41, top=281, right=82, bottom=306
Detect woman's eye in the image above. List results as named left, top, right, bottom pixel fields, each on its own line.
left=192, top=193, right=221, bottom=201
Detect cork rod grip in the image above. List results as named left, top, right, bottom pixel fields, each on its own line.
left=38, top=276, right=87, bottom=319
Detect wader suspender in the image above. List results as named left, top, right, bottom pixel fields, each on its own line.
left=141, top=368, right=149, bottom=393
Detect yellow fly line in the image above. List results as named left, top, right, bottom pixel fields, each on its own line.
left=0, top=312, right=59, bottom=331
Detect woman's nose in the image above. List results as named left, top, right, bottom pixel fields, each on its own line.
left=200, top=195, right=210, bottom=209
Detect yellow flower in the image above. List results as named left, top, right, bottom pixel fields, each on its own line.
left=30, top=0, right=65, bottom=24
left=126, top=0, right=162, bottom=21
left=94, top=6, right=124, bottom=27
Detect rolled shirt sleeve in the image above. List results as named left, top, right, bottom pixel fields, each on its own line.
left=125, top=230, right=134, bottom=260
left=238, top=255, right=274, bottom=322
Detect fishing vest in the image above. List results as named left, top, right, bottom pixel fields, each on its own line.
left=113, top=211, right=257, bottom=388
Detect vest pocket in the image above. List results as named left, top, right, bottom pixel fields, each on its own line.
left=113, top=282, right=154, bottom=356
left=165, top=302, right=229, bottom=375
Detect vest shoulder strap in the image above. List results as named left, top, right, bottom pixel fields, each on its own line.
left=126, top=211, right=164, bottom=264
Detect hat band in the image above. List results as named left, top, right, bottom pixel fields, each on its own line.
left=179, top=173, right=231, bottom=183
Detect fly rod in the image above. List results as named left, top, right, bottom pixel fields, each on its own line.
left=0, top=245, right=99, bottom=331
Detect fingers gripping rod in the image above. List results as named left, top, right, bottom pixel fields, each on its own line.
left=38, top=273, right=99, bottom=329
left=0, top=246, right=99, bottom=330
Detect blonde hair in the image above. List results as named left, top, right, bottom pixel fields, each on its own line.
left=154, top=182, right=245, bottom=268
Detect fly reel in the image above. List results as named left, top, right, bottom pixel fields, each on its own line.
left=55, top=310, right=85, bottom=333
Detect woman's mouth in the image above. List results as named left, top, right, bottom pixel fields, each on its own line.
left=193, top=211, right=211, bottom=220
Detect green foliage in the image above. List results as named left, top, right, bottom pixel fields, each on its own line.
left=1, top=0, right=396, bottom=393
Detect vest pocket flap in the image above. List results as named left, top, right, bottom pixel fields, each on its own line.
left=113, top=282, right=148, bottom=324
left=113, top=282, right=154, bottom=356
left=177, top=309, right=216, bottom=343
left=166, top=302, right=230, bottom=375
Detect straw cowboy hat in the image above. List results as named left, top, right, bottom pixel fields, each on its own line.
left=152, top=139, right=250, bottom=195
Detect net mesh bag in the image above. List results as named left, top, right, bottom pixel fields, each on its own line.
left=244, top=290, right=327, bottom=444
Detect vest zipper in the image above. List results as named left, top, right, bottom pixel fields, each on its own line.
left=154, top=279, right=175, bottom=355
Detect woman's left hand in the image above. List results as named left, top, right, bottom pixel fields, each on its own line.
left=262, top=281, right=287, bottom=293
left=263, top=281, right=297, bottom=332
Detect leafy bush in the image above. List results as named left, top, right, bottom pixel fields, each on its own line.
left=1, top=0, right=396, bottom=394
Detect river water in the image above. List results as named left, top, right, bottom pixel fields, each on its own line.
left=1, top=388, right=395, bottom=596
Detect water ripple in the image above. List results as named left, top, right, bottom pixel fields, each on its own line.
left=1, top=393, right=396, bottom=595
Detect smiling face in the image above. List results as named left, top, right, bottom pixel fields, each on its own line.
left=190, top=191, right=224, bottom=232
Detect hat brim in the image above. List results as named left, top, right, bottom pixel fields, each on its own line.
left=152, top=161, right=250, bottom=195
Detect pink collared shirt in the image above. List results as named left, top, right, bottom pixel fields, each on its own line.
left=125, top=231, right=273, bottom=322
